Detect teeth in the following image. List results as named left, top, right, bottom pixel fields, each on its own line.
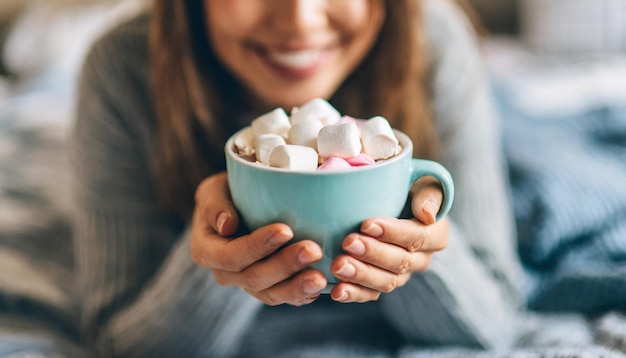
left=267, top=50, right=322, bottom=69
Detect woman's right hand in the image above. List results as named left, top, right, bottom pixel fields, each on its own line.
left=190, top=172, right=327, bottom=306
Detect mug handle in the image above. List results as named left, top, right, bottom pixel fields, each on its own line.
left=409, top=159, right=455, bottom=221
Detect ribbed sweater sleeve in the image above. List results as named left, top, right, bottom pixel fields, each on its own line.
left=379, top=0, right=525, bottom=349
left=70, top=17, right=261, bottom=357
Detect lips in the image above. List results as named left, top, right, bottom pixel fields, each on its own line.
left=252, top=44, right=336, bottom=79
left=266, top=49, right=324, bottom=69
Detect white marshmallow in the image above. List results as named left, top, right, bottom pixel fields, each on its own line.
left=251, top=108, right=291, bottom=138
left=288, top=119, right=323, bottom=150
left=269, top=145, right=319, bottom=171
left=360, top=116, right=399, bottom=160
left=233, top=127, right=255, bottom=156
left=255, top=134, right=286, bottom=165
left=317, top=122, right=362, bottom=159
left=290, top=98, right=341, bottom=126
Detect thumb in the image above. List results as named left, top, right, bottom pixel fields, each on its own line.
left=410, top=176, right=443, bottom=225
left=194, top=172, right=240, bottom=236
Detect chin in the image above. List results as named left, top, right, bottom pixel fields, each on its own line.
left=250, top=69, right=343, bottom=109
left=268, top=89, right=337, bottom=110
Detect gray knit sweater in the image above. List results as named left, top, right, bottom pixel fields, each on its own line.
left=71, top=1, right=523, bottom=357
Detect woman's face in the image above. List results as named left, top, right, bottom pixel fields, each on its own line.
left=204, top=0, right=384, bottom=109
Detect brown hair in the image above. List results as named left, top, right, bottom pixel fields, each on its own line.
left=150, top=0, right=476, bottom=217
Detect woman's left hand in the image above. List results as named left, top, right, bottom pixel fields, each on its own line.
left=329, top=177, right=449, bottom=303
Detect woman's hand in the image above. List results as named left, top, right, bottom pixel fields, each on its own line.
left=190, top=172, right=327, bottom=306
left=329, top=176, right=449, bottom=303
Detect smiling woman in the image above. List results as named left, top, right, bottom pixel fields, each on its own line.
left=72, top=0, right=524, bottom=356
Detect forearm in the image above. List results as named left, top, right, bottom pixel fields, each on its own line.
left=77, top=220, right=261, bottom=357
left=71, top=19, right=264, bottom=356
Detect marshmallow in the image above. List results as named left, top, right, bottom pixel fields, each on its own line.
left=317, top=122, right=362, bottom=159
left=337, top=115, right=358, bottom=125
left=251, top=108, right=291, bottom=138
left=269, top=144, right=319, bottom=171
left=234, top=127, right=255, bottom=157
left=360, top=116, right=399, bottom=160
left=255, top=134, right=286, bottom=165
left=290, top=98, right=341, bottom=126
left=346, top=153, right=376, bottom=167
left=288, top=119, right=323, bottom=150
left=318, top=157, right=351, bottom=171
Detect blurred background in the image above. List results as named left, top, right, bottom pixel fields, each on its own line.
left=0, top=0, right=144, bottom=232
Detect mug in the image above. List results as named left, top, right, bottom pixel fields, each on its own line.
left=225, top=129, right=454, bottom=293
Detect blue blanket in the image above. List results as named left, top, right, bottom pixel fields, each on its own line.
left=498, top=92, right=626, bottom=313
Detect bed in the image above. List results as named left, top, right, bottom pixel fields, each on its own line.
left=0, top=1, right=625, bottom=357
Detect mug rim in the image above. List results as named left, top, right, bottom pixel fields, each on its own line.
left=225, top=128, right=413, bottom=175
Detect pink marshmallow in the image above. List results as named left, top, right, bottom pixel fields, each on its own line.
left=338, top=116, right=358, bottom=125
left=346, top=153, right=376, bottom=167
left=318, top=157, right=351, bottom=171
left=338, top=116, right=368, bottom=130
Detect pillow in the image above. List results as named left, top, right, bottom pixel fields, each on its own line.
left=521, top=0, right=626, bottom=53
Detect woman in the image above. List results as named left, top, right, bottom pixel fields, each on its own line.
left=72, top=0, right=523, bottom=356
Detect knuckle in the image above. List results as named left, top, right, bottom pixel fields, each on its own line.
left=240, top=270, right=263, bottom=291
left=395, top=256, right=412, bottom=274
left=408, top=229, right=429, bottom=252
left=190, top=243, right=213, bottom=269
left=381, top=276, right=400, bottom=293
left=220, top=254, right=246, bottom=272
left=260, top=291, right=282, bottom=306
left=291, top=297, right=315, bottom=307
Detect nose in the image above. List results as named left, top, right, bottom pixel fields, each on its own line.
left=269, top=0, right=327, bottom=36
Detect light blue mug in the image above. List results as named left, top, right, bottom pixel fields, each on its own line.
left=225, top=129, right=454, bottom=293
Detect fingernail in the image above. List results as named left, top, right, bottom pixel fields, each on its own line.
left=302, top=280, right=323, bottom=295
left=335, top=289, right=349, bottom=302
left=268, top=229, right=292, bottom=246
left=362, top=223, right=383, bottom=237
left=298, top=245, right=322, bottom=265
left=344, top=239, right=366, bottom=256
left=335, top=262, right=356, bottom=278
left=216, top=212, right=229, bottom=234
left=422, top=199, right=438, bottom=222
